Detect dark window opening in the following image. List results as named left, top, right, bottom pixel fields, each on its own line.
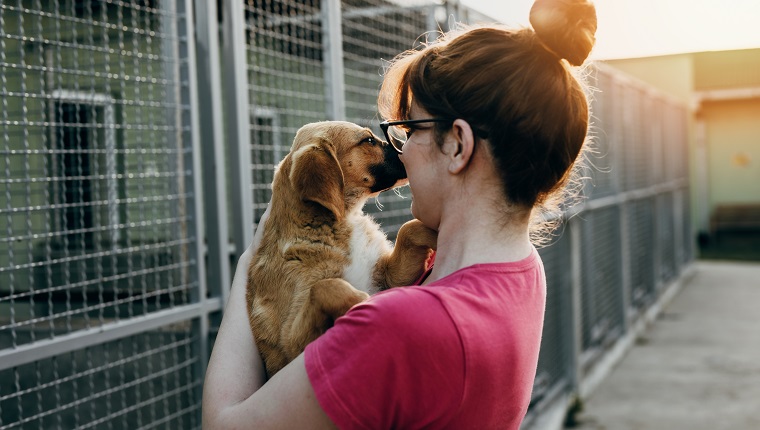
left=56, top=102, right=96, bottom=250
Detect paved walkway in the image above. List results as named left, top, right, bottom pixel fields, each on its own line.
left=568, top=261, right=760, bottom=430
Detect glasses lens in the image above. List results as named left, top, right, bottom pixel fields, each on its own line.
left=386, top=124, right=408, bottom=152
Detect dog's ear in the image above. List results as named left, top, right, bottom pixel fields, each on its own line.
left=289, top=140, right=345, bottom=219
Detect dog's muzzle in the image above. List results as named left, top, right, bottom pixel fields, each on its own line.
left=369, top=142, right=407, bottom=193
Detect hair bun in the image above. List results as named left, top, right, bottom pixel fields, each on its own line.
left=529, top=0, right=597, bottom=66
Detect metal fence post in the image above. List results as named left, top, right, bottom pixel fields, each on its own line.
left=653, top=197, right=664, bottom=292
left=616, top=84, right=633, bottom=331
left=177, top=0, right=215, bottom=419
left=322, top=0, right=346, bottom=120
left=222, top=0, right=254, bottom=265
left=568, top=216, right=584, bottom=396
left=674, top=190, right=685, bottom=273
left=194, top=0, right=231, bottom=306
left=618, top=200, right=633, bottom=330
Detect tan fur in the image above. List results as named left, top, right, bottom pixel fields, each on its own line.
left=247, top=121, right=437, bottom=377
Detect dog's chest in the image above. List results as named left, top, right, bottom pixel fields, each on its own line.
left=342, top=212, right=391, bottom=294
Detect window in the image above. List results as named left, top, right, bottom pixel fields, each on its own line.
left=51, top=91, right=120, bottom=251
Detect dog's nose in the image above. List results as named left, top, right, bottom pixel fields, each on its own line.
left=368, top=142, right=408, bottom=193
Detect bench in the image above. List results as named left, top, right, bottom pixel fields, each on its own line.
left=710, top=204, right=760, bottom=239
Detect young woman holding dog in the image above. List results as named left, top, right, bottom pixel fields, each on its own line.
left=203, top=0, right=597, bottom=428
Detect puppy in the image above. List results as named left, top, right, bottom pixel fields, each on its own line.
left=247, top=121, right=437, bottom=377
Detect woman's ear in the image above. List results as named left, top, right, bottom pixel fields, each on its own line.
left=447, top=119, right=476, bottom=174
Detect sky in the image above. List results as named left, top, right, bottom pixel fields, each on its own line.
left=458, top=0, right=760, bottom=60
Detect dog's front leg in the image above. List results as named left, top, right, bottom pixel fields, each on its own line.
left=282, top=279, right=369, bottom=363
left=375, top=219, right=437, bottom=290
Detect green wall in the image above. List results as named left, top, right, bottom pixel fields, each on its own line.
left=1, top=4, right=187, bottom=299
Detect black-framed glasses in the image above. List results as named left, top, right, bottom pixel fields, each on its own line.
left=380, top=118, right=452, bottom=153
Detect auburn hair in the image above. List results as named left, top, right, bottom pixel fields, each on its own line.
left=378, top=0, right=597, bottom=212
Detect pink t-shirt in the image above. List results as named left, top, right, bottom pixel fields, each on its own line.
left=304, top=248, right=546, bottom=429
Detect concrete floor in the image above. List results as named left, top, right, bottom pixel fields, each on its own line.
left=567, top=261, right=760, bottom=430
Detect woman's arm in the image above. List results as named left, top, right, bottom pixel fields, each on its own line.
left=202, top=207, right=336, bottom=429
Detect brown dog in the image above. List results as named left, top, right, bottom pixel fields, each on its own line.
left=247, top=121, right=437, bottom=377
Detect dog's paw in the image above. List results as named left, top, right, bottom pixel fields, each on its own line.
left=397, top=219, right=438, bottom=251
left=314, top=278, right=369, bottom=320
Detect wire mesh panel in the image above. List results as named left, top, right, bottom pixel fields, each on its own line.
left=657, top=192, right=677, bottom=285
left=680, top=189, right=693, bottom=264
left=627, top=197, right=655, bottom=311
left=0, top=322, right=200, bottom=429
left=245, top=0, right=328, bottom=224
left=0, top=1, right=204, bottom=428
left=458, top=5, right=500, bottom=24
left=671, top=106, right=691, bottom=266
left=675, top=106, right=689, bottom=181
left=584, top=68, right=618, bottom=200
left=579, top=206, right=624, bottom=359
left=533, top=232, right=573, bottom=406
left=620, top=85, right=652, bottom=192
left=644, top=95, right=665, bottom=186
left=340, top=0, right=432, bottom=234
left=663, top=102, right=689, bottom=182
left=341, top=0, right=430, bottom=125
left=0, top=0, right=196, bottom=344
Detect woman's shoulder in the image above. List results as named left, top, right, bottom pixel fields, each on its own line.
left=354, top=285, right=455, bottom=330
left=312, top=286, right=464, bottom=380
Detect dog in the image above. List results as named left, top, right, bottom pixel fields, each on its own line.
left=247, top=121, right=438, bottom=377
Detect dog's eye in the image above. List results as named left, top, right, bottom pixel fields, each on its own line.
left=362, top=137, right=378, bottom=146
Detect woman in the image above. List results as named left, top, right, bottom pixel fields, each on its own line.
left=203, top=0, right=597, bottom=428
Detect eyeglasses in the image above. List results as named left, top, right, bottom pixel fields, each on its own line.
left=380, top=118, right=452, bottom=153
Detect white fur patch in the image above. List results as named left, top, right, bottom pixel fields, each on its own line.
left=342, top=208, right=392, bottom=294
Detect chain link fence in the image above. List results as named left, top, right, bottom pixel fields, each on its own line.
left=1, top=0, right=693, bottom=428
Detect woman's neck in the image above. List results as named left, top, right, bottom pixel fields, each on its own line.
left=423, top=198, right=533, bottom=285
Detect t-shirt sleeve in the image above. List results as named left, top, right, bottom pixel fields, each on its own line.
left=304, top=287, right=465, bottom=430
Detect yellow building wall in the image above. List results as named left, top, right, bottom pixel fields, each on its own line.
left=701, top=99, right=760, bottom=207
left=694, top=49, right=760, bottom=90
left=605, top=50, right=760, bottom=235
left=602, top=54, right=694, bottom=104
